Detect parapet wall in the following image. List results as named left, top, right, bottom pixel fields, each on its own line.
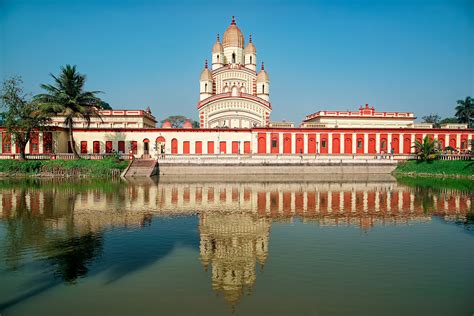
left=156, top=159, right=397, bottom=175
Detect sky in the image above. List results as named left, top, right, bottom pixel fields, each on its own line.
left=0, top=0, right=473, bottom=124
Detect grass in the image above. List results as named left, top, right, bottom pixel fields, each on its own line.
left=394, top=160, right=474, bottom=177
left=0, top=158, right=129, bottom=178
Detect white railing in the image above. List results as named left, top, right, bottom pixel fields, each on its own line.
left=0, top=153, right=132, bottom=160
left=157, top=153, right=410, bottom=161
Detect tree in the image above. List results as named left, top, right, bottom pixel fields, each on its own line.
left=98, top=100, right=112, bottom=110
left=0, top=77, right=51, bottom=160
left=161, top=115, right=199, bottom=128
left=421, top=114, right=441, bottom=128
left=413, top=136, right=440, bottom=161
left=438, top=117, right=458, bottom=126
left=455, top=96, right=473, bottom=128
left=34, top=65, right=102, bottom=158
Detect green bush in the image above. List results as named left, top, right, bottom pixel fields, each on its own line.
left=0, top=158, right=129, bottom=177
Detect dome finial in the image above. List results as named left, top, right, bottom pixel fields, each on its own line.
left=216, top=33, right=220, bottom=42
left=249, top=34, right=252, bottom=43
left=261, top=62, right=264, bottom=70
left=231, top=16, right=236, bottom=25
left=204, top=59, right=208, bottom=69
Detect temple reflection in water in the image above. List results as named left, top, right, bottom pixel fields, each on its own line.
left=0, top=177, right=472, bottom=307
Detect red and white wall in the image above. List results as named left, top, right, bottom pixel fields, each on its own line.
left=1, top=127, right=472, bottom=158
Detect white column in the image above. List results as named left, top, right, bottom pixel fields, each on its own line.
left=291, top=133, right=296, bottom=154
left=303, top=133, right=308, bottom=154
left=375, top=133, right=380, bottom=154
left=340, top=134, right=344, bottom=154
left=364, top=133, right=368, bottom=154
left=279, top=133, right=283, bottom=154
left=328, top=133, right=333, bottom=154
left=266, top=132, right=271, bottom=154
left=252, top=132, right=258, bottom=154
left=39, top=132, right=44, bottom=154
left=316, top=133, right=321, bottom=154
left=388, top=133, right=392, bottom=153
left=456, top=134, right=461, bottom=148
left=400, top=134, right=405, bottom=154
left=352, top=133, right=357, bottom=154
left=411, top=134, right=415, bottom=153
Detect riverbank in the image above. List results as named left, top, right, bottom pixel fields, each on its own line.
left=0, top=159, right=129, bottom=178
left=393, top=160, right=474, bottom=178
left=155, top=157, right=397, bottom=175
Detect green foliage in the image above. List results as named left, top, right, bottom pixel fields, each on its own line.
left=413, top=136, right=440, bottom=161
left=438, top=117, right=458, bottom=125
left=98, top=100, right=112, bottom=109
left=0, top=159, right=128, bottom=177
left=455, top=96, right=473, bottom=128
left=0, top=77, right=51, bottom=159
left=421, top=113, right=441, bottom=128
left=34, top=65, right=102, bottom=158
left=395, top=160, right=474, bottom=177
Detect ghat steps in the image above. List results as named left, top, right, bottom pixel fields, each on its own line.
left=123, top=159, right=158, bottom=177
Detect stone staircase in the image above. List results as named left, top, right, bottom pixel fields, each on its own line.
left=123, top=159, right=158, bottom=177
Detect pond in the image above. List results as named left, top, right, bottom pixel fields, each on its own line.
left=0, top=175, right=473, bottom=316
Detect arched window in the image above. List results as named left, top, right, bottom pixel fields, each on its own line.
left=204, top=83, right=207, bottom=91
left=250, top=56, right=253, bottom=64
left=217, top=55, right=219, bottom=62
left=262, top=84, right=265, bottom=94
left=231, top=86, right=239, bottom=96
left=232, top=53, right=236, bottom=63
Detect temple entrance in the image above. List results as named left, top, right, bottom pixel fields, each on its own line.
left=143, top=139, right=150, bottom=158
left=156, top=136, right=166, bottom=157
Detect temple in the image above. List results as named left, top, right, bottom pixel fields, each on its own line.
left=0, top=17, right=472, bottom=158
left=198, top=17, right=271, bottom=128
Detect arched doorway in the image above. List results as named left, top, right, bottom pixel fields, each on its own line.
left=143, top=138, right=150, bottom=156
left=156, top=136, right=165, bottom=155
left=332, top=136, right=340, bottom=154
left=391, top=138, right=399, bottom=154
left=283, top=134, right=291, bottom=154
left=403, top=136, right=411, bottom=154
left=296, top=134, right=304, bottom=154
left=368, top=138, right=376, bottom=154
left=344, top=137, right=352, bottom=154
left=171, top=138, right=178, bottom=154
left=258, top=134, right=266, bottom=154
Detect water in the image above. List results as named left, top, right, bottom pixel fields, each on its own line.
left=0, top=175, right=473, bottom=316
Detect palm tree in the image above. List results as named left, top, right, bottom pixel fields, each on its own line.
left=34, top=65, right=101, bottom=158
left=413, top=136, right=440, bottom=161
left=455, top=96, right=473, bottom=128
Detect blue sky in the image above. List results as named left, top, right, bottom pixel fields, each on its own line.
left=0, top=0, right=472, bottom=123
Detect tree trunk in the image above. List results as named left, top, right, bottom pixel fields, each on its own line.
left=19, top=142, right=27, bottom=160
left=68, top=122, right=80, bottom=159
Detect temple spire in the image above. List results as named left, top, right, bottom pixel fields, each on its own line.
left=231, top=16, right=236, bottom=25
left=261, top=62, right=264, bottom=70
left=249, top=34, right=252, bottom=43
left=204, top=59, right=208, bottom=69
